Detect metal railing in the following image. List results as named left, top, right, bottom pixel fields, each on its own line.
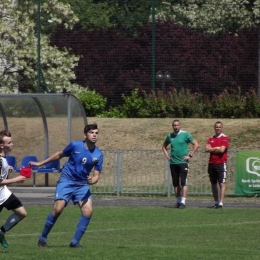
left=90, top=149, right=236, bottom=197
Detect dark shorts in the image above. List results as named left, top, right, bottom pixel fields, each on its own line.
left=170, top=163, right=188, bottom=187
left=0, top=193, right=23, bottom=212
left=208, top=163, right=227, bottom=184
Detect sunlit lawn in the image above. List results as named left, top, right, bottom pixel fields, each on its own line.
left=1, top=205, right=260, bottom=260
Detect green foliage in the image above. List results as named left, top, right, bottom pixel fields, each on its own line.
left=63, top=0, right=161, bottom=34
left=77, top=89, right=107, bottom=117
left=244, top=88, right=260, bottom=118
left=0, top=0, right=79, bottom=93
left=121, top=89, right=144, bottom=117
left=142, top=91, right=168, bottom=118
left=98, top=106, right=127, bottom=118
left=170, top=0, right=260, bottom=34
left=166, top=88, right=194, bottom=118
left=1, top=99, right=55, bottom=117
left=212, top=87, right=246, bottom=118
left=61, top=0, right=114, bottom=30
left=88, top=87, right=260, bottom=118
left=192, top=92, right=213, bottom=118
left=110, top=0, right=156, bottom=34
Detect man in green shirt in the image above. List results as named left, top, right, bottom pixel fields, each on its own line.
left=162, top=120, right=199, bottom=209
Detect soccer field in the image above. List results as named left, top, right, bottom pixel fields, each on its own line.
left=0, top=206, right=259, bottom=260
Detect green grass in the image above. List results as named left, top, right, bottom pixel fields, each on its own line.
left=1, top=205, right=260, bottom=260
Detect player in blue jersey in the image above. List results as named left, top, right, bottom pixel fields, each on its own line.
left=29, top=124, right=103, bottom=248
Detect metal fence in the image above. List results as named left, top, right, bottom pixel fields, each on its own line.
left=90, top=149, right=236, bottom=197
left=49, top=21, right=258, bottom=107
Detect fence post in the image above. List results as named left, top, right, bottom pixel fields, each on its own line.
left=116, top=150, right=122, bottom=197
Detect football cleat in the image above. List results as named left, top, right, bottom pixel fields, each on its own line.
left=69, top=242, right=82, bottom=248
left=173, top=202, right=180, bottom=208
left=207, top=204, right=219, bottom=209
left=38, top=239, right=47, bottom=248
left=179, top=203, right=186, bottom=209
left=0, top=233, right=8, bottom=248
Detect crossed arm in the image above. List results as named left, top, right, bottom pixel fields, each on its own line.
left=205, top=144, right=226, bottom=153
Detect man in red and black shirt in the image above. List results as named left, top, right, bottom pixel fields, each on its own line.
left=205, top=121, right=229, bottom=209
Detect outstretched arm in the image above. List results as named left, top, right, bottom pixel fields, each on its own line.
left=29, top=151, right=64, bottom=167
left=0, top=175, right=26, bottom=185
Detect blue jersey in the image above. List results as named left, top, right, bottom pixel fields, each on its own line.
left=60, top=141, right=103, bottom=183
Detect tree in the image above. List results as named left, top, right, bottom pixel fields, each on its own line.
left=60, top=0, right=114, bottom=30
left=62, top=0, right=166, bottom=34
left=107, top=0, right=157, bottom=34
left=0, top=0, right=80, bottom=93
left=159, top=0, right=260, bottom=97
left=51, top=18, right=257, bottom=106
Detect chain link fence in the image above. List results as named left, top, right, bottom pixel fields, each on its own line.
left=50, top=21, right=258, bottom=107
left=1, top=3, right=258, bottom=106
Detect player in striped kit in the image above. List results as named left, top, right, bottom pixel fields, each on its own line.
left=0, top=130, right=27, bottom=248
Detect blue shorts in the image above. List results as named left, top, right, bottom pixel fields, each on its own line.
left=55, top=179, right=92, bottom=205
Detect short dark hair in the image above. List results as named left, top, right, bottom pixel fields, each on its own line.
left=0, top=130, right=11, bottom=144
left=214, top=121, right=223, bottom=127
left=84, top=124, right=98, bottom=133
left=172, top=119, right=180, bottom=125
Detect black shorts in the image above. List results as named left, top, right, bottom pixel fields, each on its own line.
left=170, top=163, right=188, bottom=187
left=208, top=163, right=227, bottom=184
left=0, top=194, right=23, bottom=212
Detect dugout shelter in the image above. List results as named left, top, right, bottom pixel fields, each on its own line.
left=0, top=93, right=87, bottom=186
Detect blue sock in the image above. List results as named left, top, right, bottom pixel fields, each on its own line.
left=70, top=216, right=91, bottom=245
left=40, top=213, right=58, bottom=241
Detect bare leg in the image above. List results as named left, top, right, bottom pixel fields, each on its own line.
left=174, top=186, right=181, bottom=198
left=182, top=185, right=188, bottom=198
left=219, top=183, right=226, bottom=204
left=13, top=206, right=27, bottom=220
left=211, top=183, right=219, bottom=202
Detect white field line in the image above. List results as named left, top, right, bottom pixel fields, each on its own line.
left=8, top=220, right=260, bottom=238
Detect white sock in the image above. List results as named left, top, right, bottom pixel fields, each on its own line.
left=219, top=202, right=223, bottom=206
left=181, top=197, right=186, bottom=204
